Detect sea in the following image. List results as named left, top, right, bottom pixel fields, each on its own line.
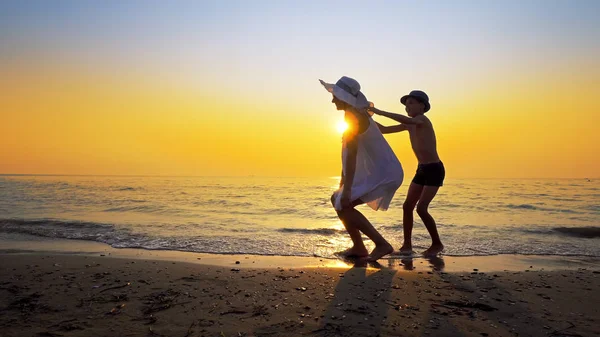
left=0, top=175, right=598, bottom=258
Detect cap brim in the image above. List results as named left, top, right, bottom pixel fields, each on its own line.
left=400, top=95, right=410, bottom=105
left=400, top=95, right=430, bottom=112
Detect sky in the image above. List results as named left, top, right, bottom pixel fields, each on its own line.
left=1, top=0, right=599, bottom=178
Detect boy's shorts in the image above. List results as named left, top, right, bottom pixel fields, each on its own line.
left=412, top=161, right=445, bottom=187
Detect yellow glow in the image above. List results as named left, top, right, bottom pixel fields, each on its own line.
left=335, top=120, right=348, bottom=134
left=1, top=58, right=599, bottom=178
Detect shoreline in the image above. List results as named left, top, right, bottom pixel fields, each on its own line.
left=1, top=234, right=599, bottom=273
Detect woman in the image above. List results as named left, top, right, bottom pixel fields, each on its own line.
left=320, top=76, right=404, bottom=261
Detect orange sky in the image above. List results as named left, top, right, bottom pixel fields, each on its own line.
left=1, top=2, right=599, bottom=178
left=2, top=60, right=598, bottom=178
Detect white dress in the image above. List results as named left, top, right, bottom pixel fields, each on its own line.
left=333, top=116, right=404, bottom=211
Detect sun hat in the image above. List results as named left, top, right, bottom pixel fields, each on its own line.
left=400, top=90, right=430, bottom=112
left=319, top=76, right=369, bottom=109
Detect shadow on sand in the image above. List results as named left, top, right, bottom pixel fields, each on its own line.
left=314, top=258, right=396, bottom=337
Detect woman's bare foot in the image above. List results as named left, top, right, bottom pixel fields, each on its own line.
left=391, top=245, right=414, bottom=256
left=366, top=243, right=394, bottom=262
left=336, top=246, right=369, bottom=258
left=422, top=243, right=444, bottom=257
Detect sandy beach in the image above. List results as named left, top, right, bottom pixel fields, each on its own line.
left=1, top=250, right=598, bottom=337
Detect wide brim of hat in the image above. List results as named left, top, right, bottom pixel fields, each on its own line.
left=400, top=94, right=430, bottom=112
left=320, top=79, right=369, bottom=109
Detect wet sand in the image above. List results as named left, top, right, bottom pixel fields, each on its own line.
left=1, top=252, right=598, bottom=337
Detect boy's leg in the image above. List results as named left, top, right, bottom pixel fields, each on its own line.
left=398, top=182, right=423, bottom=254
left=416, top=186, right=444, bottom=256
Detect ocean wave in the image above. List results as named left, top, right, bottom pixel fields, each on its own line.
left=270, top=208, right=300, bottom=215
left=102, top=205, right=176, bottom=213
left=436, top=203, right=462, bottom=208
left=192, top=199, right=254, bottom=208
left=507, top=204, right=538, bottom=210
left=1, top=218, right=599, bottom=258
left=113, top=186, right=139, bottom=191
left=0, top=218, right=120, bottom=242
left=506, top=204, right=577, bottom=213
left=126, top=199, right=147, bottom=203
left=277, top=228, right=344, bottom=235
left=0, top=218, right=112, bottom=230
left=553, top=227, right=600, bottom=238
left=548, top=197, right=579, bottom=202
left=189, top=185, right=231, bottom=190
left=0, top=218, right=320, bottom=257
left=520, top=226, right=600, bottom=239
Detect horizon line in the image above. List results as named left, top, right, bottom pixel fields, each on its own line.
left=0, top=173, right=597, bottom=180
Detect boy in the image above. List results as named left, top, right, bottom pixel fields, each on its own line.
left=369, top=90, right=445, bottom=257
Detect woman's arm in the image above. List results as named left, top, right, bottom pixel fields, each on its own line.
left=342, top=135, right=358, bottom=200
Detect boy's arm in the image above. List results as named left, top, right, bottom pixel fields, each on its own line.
left=369, top=107, right=425, bottom=125
left=375, top=122, right=409, bottom=134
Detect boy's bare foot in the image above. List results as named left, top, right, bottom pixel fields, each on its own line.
left=366, top=243, right=394, bottom=262
left=422, top=243, right=444, bottom=257
left=392, top=245, right=414, bottom=256
left=336, top=246, right=369, bottom=258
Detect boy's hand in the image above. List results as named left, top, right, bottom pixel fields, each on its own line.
left=367, top=106, right=380, bottom=115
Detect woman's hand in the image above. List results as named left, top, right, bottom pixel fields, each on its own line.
left=340, top=189, right=352, bottom=209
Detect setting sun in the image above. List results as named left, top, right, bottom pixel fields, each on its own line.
left=336, top=120, right=348, bottom=133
